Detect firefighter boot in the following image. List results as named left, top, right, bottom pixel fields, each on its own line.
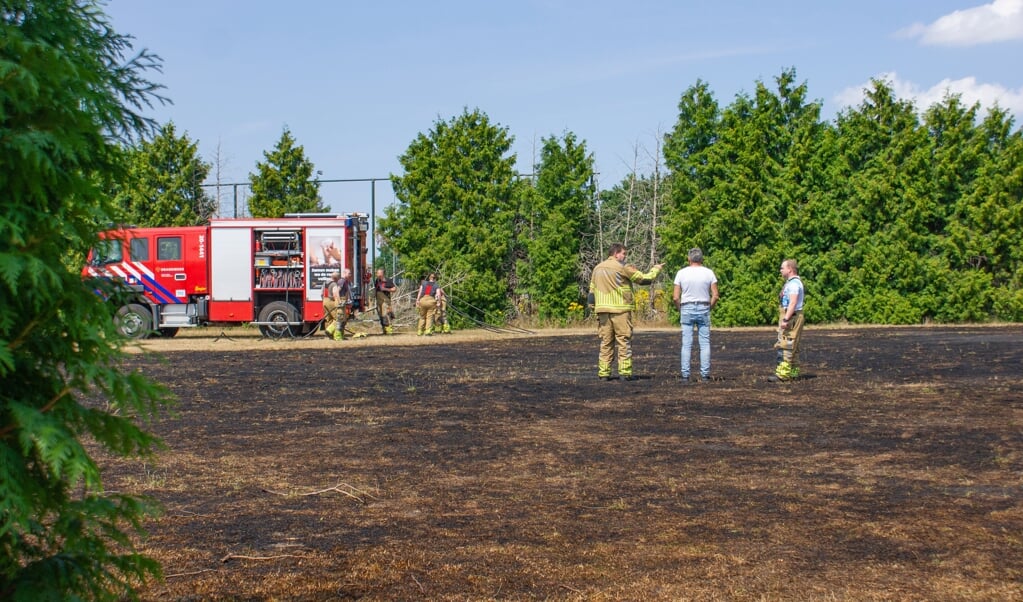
left=384, top=325, right=393, bottom=335
left=334, top=329, right=344, bottom=341
left=774, top=360, right=794, bottom=381
left=442, top=323, right=451, bottom=334
left=619, top=357, right=634, bottom=381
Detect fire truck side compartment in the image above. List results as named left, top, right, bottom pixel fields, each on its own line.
left=209, top=226, right=254, bottom=322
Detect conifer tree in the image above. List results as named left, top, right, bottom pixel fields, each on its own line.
left=661, top=79, right=721, bottom=257
left=832, top=79, right=937, bottom=323
left=248, top=127, right=327, bottom=217
left=113, top=121, right=217, bottom=226
left=946, top=107, right=1023, bottom=321
left=662, top=69, right=825, bottom=325
left=382, top=108, right=518, bottom=324
left=518, top=132, right=595, bottom=321
left=1, top=1, right=173, bottom=599
left=657, top=72, right=1023, bottom=326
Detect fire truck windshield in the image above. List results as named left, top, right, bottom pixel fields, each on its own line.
left=90, top=239, right=123, bottom=266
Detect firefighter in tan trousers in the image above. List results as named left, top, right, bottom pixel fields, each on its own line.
left=415, top=272, right=440, bottom=336
left=324, top=269, right=352, bottom=341
left=770, top=258, right=805, bottom=382
left=322, top=272, right=342, bottom=339
left=373, top=268, right=397, bottom=335
left=589, top=243, right=663, bottom=381
left=434, top=286, right=452, bottom=333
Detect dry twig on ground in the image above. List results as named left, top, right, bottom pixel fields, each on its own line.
left=261, top=480, right=378, bottom=504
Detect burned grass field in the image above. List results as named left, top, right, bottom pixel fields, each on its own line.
left=107, top=326, right=1023, bottom=601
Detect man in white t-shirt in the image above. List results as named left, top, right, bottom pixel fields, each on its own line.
left=672, top=248, right=719, bottom=383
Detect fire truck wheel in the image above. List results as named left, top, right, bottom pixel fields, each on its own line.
left=115, top=303, right=153, bottom=339
left=258, top=301, right=300, bottom=338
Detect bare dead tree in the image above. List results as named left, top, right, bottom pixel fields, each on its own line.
left=594, top=173, right=606, bottom=259
left=210, top=139, right=230, bottom=218
left=579, top=130, right=668, bottom=314
left=644, top=127, right=666, bottom=313
left=624, top=148, right=637, bottom=248
left=644, top=126, right=664, bottom=268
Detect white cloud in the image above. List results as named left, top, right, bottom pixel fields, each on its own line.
left=896, top=0, right=1023, bottom=46
left=834, top=71, right=1023, bottom=118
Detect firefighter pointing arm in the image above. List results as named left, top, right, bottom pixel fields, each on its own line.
left=589, top=243, right=663, bottom=381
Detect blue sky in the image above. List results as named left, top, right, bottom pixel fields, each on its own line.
left=104, top=0, right=1023, bottom=217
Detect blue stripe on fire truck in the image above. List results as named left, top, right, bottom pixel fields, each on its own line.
left=117, top=262, right=182, bottom=305
left=139, top=274, right=182, bottom=304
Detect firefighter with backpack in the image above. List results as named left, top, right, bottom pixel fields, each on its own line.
left=373, top=268, right=397, bottom=335
left=415, top=272, right=440, bottom=336
left=322, top=272, right=341, bottom=338
left=323, top=269, right=353, bottom=341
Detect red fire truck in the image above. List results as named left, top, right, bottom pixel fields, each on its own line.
left=84, top=213, right=370, bottom=338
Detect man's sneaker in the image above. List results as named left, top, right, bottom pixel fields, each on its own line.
left=700, top=375, right=711, bottom=383
left=679, top=375, right=692, bottom=385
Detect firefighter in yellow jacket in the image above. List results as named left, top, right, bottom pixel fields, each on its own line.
left=589, top=243, right=663, bottom=381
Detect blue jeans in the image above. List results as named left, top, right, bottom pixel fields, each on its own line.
left=680, top=305, right=711, bottom=378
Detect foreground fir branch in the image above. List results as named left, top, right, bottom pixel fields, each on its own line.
left=1, top=1, right=174, bottom=600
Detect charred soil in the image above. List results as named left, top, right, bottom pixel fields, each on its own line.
left=104, top=325, right=1023, bottom=601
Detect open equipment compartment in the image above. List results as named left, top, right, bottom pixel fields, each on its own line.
left=254, top=229, right=304, bottom=290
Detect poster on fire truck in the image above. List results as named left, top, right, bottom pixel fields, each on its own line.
left=307, top=233, right=345, bottom=297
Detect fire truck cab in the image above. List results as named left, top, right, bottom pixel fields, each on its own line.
left=85, top=213, right=370, bottom=338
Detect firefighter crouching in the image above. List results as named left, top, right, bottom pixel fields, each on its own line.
left=416, top=272, right=440, bottom=336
